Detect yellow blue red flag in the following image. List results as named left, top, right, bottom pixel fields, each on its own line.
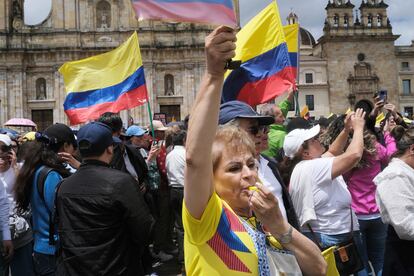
left=131, top=0, right=237, bottom=27
left=59, top=32, right=148, bottom=125
left=283, top=23, right=299, bottom=79
left=222, top=2, right=296, bottom=106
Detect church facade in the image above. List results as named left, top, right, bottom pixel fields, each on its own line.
left=0, top=0, right=413, bottom=129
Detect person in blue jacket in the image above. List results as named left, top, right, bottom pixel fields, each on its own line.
left=14, top=124, right=76, bottom=276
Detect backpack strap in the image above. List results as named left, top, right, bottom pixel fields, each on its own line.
left=36, top=166, right=60, bottom=245
left=51, top=179, right=64, bottom=248
left=37, top=166, right=54, bottom=204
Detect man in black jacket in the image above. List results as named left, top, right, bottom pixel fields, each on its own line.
left=56, top=122, right=154, bottom=275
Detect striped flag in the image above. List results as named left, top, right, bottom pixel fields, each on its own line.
left=59, top=32, right=148, bottom=125
left=222, top=2, right=296, bottom=106
left=131, top=0, right=237, bottom=27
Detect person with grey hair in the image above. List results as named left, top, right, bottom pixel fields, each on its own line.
left=261, top=85, right=295, bottom=159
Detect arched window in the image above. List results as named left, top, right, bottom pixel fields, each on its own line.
left=377, top=14, right=382, bottom=27
left=367, top=14, right=373, bottom=27
left=333, top=14, right=339, bottom=27
left=344, top=15, right=349, bottom=27
left=96, top=0, right=111, bottom=29
left=36, top=78, right=47, bottom=100
left=164, top=74, right=174, bottom=96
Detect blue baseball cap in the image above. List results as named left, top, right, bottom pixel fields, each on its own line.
left=219, top=101, right=274, bottom=125
left=77, top=122, right=113, bottom=157
left=126, top=125, right=147, bottom=137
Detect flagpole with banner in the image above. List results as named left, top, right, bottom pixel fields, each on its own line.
left=145, top=71, right=155, bottom=138
left=146, top=98, right=155, bottom=138
left=295, top=23, right=301, bottom=117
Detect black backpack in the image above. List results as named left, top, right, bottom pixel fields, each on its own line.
left=36, top=166, right=64, bottom=245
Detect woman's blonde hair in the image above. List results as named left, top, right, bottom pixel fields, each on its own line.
left=212, top=125, right=256, bottom=172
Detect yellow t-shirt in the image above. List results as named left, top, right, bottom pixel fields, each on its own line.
left=183, top=192, right=259, bottom=276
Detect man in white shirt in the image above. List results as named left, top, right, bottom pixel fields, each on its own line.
left=166, top=130, right=186, bottom=266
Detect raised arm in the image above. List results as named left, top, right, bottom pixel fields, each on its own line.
left=331, top=108, right=365, bottom=179
left=324, top=112, right=353, bottom=157
left=278, top=84, right=295, bottom=117
left=184, top=26, right=236, bottom=219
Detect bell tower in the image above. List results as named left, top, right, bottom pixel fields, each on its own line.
left=287, top=11, right=298, bottom=25
left=324, top=0, right=355, bottom=35
left=359, top=0, right=390, bottom=35
left=318, top=0, right=400, bottom=115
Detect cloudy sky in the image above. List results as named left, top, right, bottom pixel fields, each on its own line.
left=239, top=0, right=414, bottom=45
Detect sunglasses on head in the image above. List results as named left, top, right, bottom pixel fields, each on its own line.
left=247, top=125, right=269, bottom=136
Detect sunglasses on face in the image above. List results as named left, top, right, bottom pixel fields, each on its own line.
left=247, top=125, right=269, bottom=136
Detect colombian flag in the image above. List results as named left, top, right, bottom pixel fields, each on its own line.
left=131, top=0, right=237, bottom=27
left=283, top=23, right=299, bottom=80
left=59, top=32, right=148, bottom=125
left=222, top=2, right=296, bottom=106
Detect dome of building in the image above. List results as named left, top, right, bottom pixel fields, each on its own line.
left=286, top=11, right=316, bottom=47
left=300, top=27, right=316, bottom=47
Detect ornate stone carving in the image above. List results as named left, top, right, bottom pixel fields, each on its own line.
left=347, top=61, right=380, bottom=106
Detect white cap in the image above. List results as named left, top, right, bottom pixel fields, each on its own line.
left=152, top=120, right=168, bottom=131
left=0, top=134, right=11, bottom=146
left=283, top=124, right=320, bottom=159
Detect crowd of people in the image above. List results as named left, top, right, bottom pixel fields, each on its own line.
left=0, top=26, right=412, bottom=276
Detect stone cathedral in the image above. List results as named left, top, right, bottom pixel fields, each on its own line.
left=0, top=0, right=413, bottom=129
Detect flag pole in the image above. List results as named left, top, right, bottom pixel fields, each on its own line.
left=295, top=23, right=301, bottom=117
left=146, top=97, right=155, bottom=138
left=225, top=0, right=241, bottom=70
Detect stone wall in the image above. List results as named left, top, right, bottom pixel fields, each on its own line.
left=321, top=38, right=399, bottom=114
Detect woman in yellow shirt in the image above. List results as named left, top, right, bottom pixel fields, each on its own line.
left=184, top=26, right=326, bottom=276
